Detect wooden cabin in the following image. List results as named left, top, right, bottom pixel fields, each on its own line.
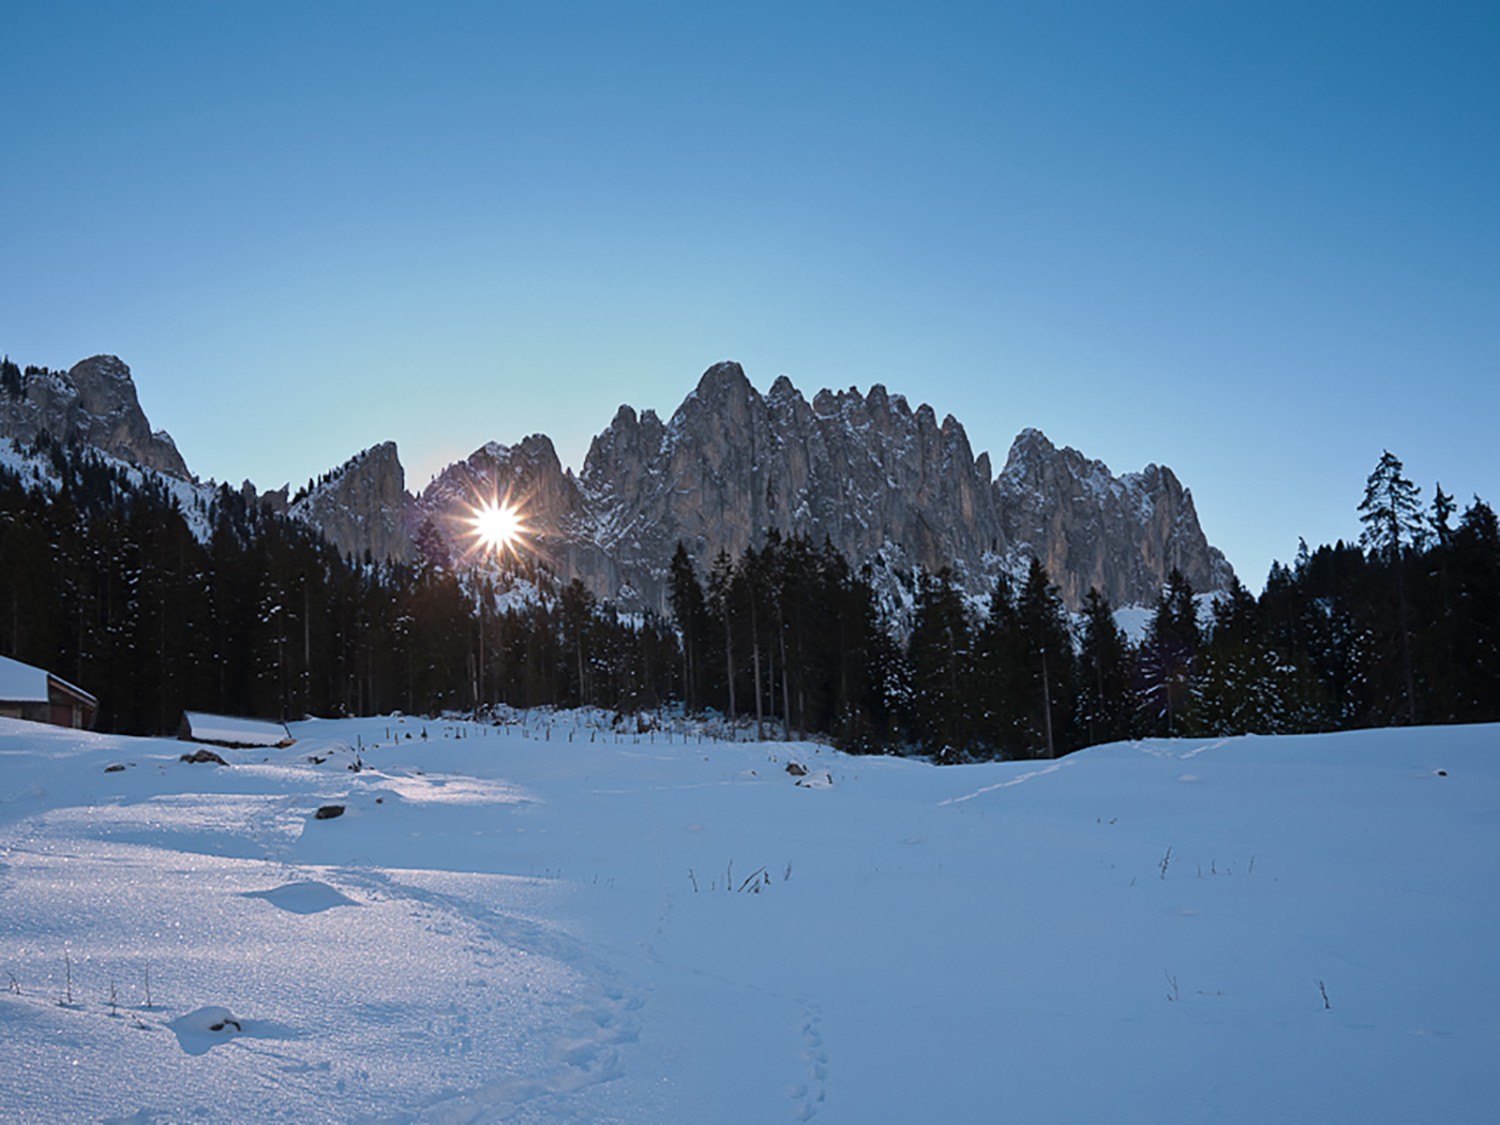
left=0, top=655, right=99, bottom=730
left=179, top=711, right=294, bottom=749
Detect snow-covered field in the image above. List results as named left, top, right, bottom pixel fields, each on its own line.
left=1, top=712, right=1495, bottom=1123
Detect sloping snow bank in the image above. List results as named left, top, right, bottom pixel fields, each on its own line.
left=0, top=713, right=1495, bottom=1122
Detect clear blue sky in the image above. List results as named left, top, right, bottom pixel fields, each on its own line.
left=4, top=1, right=1495, bottom=590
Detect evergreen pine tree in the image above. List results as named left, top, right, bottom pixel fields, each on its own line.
left=1431, top=484, right=1456, bottom=548
left=0, top=356, right=22, bottom=398
left=1357, top=451, right=1423, bottom=722
left=667, top=542, right=709, bottom=713
left=706, top=551, right=737, bottom=719
left=1137, top=568, right=1198, bottom=736
left=974, top=573, right=1025, bottom=758
left=1450, top=499, right=1500, bottom=721
left=1190, top=576, right=1292, bottom=735
left=1016, top=558, right=1074, bottom=758
left=1075, top=587, right=1132, bottom=748
left=1358, top=451, right=1425, bottom=559
left=906, top=568, right=974, bottom=762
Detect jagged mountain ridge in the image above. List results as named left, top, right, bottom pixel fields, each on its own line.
left=997, top=426, right=1233, bottom=608
left=407, top=361, right=1233, bottom=611
left=2, top=354, right=1234, bottom=611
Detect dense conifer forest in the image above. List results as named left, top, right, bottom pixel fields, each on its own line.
left=2, top=432, right=1496, bottom=757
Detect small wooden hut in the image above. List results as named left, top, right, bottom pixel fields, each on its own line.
left=179, top=711, right=294, bottom=749
left=0, top=655, right=98, bottom=730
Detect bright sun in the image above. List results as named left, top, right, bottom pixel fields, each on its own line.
left=469, top=501, right=525, bottom=555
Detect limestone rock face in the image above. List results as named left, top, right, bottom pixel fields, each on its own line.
left=570, top=362, right=1008, bottom=606
left=996, top=428, right=1234, bottom=610
left=402, top=362, right=1234, bottom=612
left=0, top=355, right=190, bottom=477
left=289, top=442, right=412, bottom=565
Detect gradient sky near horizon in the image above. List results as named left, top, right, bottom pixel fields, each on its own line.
left=4, top=1, right=1496, bottom=590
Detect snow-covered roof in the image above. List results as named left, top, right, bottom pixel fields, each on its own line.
left=0, top=655, right=50, bottom=702
left=182, top=712, right=292, bottom=747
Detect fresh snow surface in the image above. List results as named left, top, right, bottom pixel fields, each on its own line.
left=0, top=655, right=50, bottom=702
left=1, top=713, right=1496, bottom=1122
left=180, top=712, right=292, bottom=747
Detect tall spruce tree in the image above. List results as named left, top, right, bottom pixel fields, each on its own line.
left=1075, top=587, right=1132, bottom=748
left=0, top=356, right=22, bottom=398
left=668, top=543, right=709, bottom=713
left=975, top=573, right=1025, bottom=758
left=1423, top=484, right=1459, bottom=720
left=706, top=550, right=738, bottom=720
left=906, top=568, right=974, bottom=762
left=1358, top=451, right=1425, bottom=559
left=1357, top=451, right=1422, bottom=722
left=1016, top=558, right=1074, bottom=758
left=1138, top=568, right=1199, bottom=736
left=1450, top=499, right=1500, bottom=721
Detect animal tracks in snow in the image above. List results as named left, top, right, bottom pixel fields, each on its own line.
left=790, top=999, right=829, bottom=1120
left=940, top=758, right=1076, bottom=805
left=341, top=868, right=645, bottom=1118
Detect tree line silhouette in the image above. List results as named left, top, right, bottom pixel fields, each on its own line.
left=2, top=433, right=1496, bottom=757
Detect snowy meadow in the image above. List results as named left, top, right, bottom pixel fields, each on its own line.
left=1, top=713, right=1496, bottom=1122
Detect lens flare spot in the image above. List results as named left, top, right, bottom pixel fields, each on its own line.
left=470, top=501, right=525, bottom=555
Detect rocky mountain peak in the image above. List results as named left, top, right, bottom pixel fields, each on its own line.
left=688, top=361, right=757, bottom=416
left=77, top=354, right=132, bottom=382
left=289, top=441, right=411, bottom=564
left=697, top=359, right=750, bottom=390
left=996, top=430, right=1232, bottom=608
left=1004, top=426, right=1056, bottom=461
left=0, top=354, right=190, bottom=478
left=768, top=373, right=798, bottom=399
